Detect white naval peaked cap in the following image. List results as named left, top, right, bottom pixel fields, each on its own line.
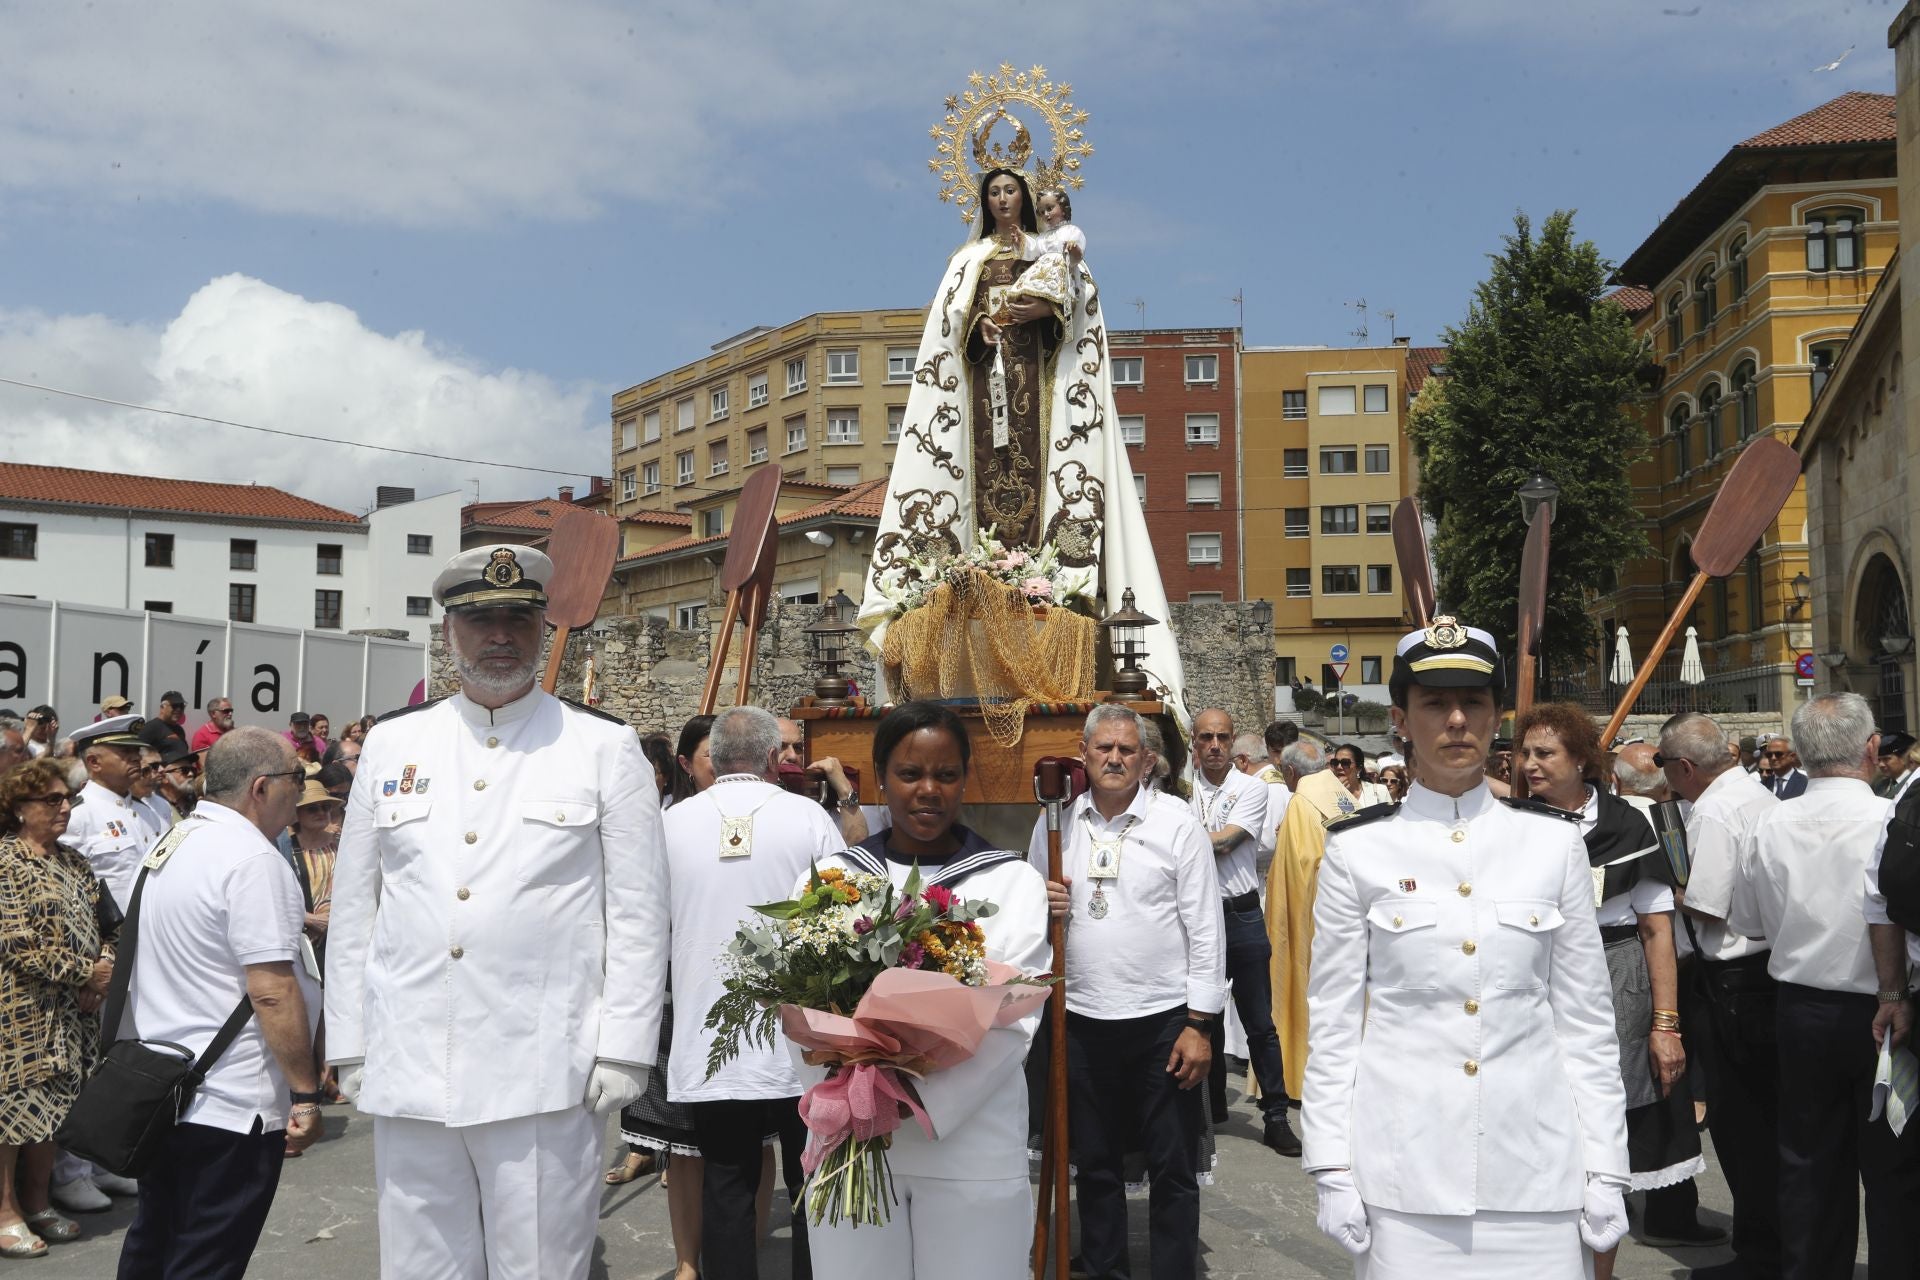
left=433, top=544, right=553, bottom=611
left=69, top=713, right=147, bottom=749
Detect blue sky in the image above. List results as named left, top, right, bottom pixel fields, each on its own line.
left=0, top=0, right=1899, bottom=509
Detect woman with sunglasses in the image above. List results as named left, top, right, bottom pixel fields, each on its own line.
left=1328, top=743, right=1389, bottom=815
left=0, top=760, right=116, bottom=1256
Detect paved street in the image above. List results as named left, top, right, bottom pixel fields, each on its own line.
left=29, top=1077, right=1865, bottom=1279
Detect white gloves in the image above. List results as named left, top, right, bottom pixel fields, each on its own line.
left=584, top=1060, right=649, bottom=1114
left=1312, top=1169, right=1371, bottom=1255
left=1580, top=1173, right=1630, bottom=1252
left=334, top=1059, right=366, bottom=1104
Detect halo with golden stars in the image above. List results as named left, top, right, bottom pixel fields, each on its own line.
left=928, top=63, right=1092, bottom=225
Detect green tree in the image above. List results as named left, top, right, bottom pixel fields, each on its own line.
left=1407, top=210, right=1649, bottom=683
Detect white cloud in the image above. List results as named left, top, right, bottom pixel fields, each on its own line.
left=0, top=275, right=603, bottom=512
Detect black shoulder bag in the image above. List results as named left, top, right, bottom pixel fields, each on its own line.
left=55, top=820, right=255, bottom=1176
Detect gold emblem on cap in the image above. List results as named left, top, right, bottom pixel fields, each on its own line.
left=1425, top=615, right=1465, bottom=650
left=486, top=548, right=524, bottom=588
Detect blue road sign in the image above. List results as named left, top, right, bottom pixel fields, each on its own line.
left=1330, top=643, right=1349, bottom=663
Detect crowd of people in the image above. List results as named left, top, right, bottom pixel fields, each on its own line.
left=3, top=555, right=1918, bottom=1279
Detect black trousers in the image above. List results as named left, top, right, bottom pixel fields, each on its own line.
left=689, top=1096, right=811, bottom=1280
left=115, top=1119, right=285, bottom=1280
left=1776, top=983, right=1920, bottom=1280
left=1700, top=953, right=1782, bottom=1278
left=1068, top=1006, right=1202, bottom=1280
left=1219, top=897, right=1290, bottom=1118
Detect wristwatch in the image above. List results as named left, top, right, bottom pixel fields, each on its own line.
left=836, top=793, right=862, bottom=814
left=289, top=1089, right=325, bottom=1105
left=1184, top=1015, right=1214, bottom=1034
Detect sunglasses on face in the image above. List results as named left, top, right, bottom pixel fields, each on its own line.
left=19, top=793, right=72, bottom=808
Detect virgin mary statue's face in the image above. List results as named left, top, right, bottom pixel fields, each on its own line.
left=986, top=174, right=1023, bottom=229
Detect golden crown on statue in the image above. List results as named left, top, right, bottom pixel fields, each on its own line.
left=928, top=63, right=1092, bottom=223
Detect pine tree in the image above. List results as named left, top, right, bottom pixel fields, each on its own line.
left=1407, top=210, right=1649, bottom=682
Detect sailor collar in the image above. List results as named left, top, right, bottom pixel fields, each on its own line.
left=1400, top=779, right=1496, bottom=823
left=453, top=687, right=544, bottom=728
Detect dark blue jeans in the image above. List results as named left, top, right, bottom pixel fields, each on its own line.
left=1223, top=899, right=1291, bottom=1117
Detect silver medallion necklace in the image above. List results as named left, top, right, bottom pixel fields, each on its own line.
left=1080, top=809, right=1139, bottom=920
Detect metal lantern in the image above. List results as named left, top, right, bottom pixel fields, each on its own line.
left=1517, top=471, right=1561, bottom=527
left=805, top=589, right=862, bottom=706
left=1249, top=598, right=1274, bottom=631
left=1098, top=588, right=1159, bottom=700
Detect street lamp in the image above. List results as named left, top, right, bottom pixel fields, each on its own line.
left=1788, top=571, right=1812, bottom=618
left=1517, top=471, right=1561, bottom=527
left=804, top=590, right=862, bottom=706
left=1249, top=598, right=1274, bottom=632
left=1098, top=588, right=1159, bottom=701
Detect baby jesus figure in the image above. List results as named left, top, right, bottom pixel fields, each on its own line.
left=996, top=188, right=1086, bottom=323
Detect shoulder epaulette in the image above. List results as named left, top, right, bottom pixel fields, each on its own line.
left=69, top=794, right=85, bottom=809
left=560, top=697, right=628, bottom=727
left=1326, top=801, right=1400, bottom=833
left=375, top=696, right=446, bottom=725
left=1500, top=795, right=1582, bottom=822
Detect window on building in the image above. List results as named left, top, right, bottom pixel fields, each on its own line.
left=1282, top=390, right=1308, bottom=420
left=1189, top=591, right=1224, bottom=604
left=785, top=416, right=807, bottom=453
left=676, top=398, right=695, bottom=432
left=826, top=465, right=862, bottom=485
left=1322, top=565, right=1360, bottom=594
left=1711, top=577, right=1730, bottom=637
left=1275, top=656, right=1298, bottom=685
left=406, top=534, right=432, bottom=555
left=228, top=583, right=255, bottom=623
left=702, top=509, right=723, bottom=537
left=1320, top=446, right=1358, bottom=474
left=1364, top=444, right=1392, bottom=474
left=230, top=538, right=257, bottom=570
left=1694, top=261, right=1717, bottom=330
left=1133, top=474, right=1147, bottom=503
left=1810, top=340, right=1845, bottom=399
left=1728, top=233, right=1749, bottom=296
left=643, top=409, right=661, bottom=443
left=1805, top=206, right=1864, bottom=272
left=1367, top=564, right=1394, bottom=594
left=1733, top=360, right=1759, bottom=438
left=620, top=469, right=637, bottom=501
left=676, top=601, right=705, bottom=629
left=620, top=416, right=637, bottom=450
left=1284, top=508, right=1309, bottom=538
left=1698, top=382, right=1723, bottom=456
left=1188, top=533, right=1222, bottom=565
left=406, top=595, right=431, bottom=618
left=1112, top=357, right=1143, bottom=387
left=145, top=532, right=175, bottom=568
left=1283, top=449, right=1309, bottom=478
left=1666, top=292, right=1684, bottom=353
left=1187, top=473, right=1222, bottom=505
left=1185, top=354, right=1218, bottom=383
left=747, top=427, right=769, bottom=464
left=1366, top=504, right=1392, bottom=534
left=1285, top=568, right=1311, bottom=598
left=642, top=461, right=660, bottom=494
left=314, top=590, right=342, bottom=629
left=888, top=348, right=916, bottom=382
left=316, top=543, right=342, bottom=575
left=1318, top=385, right=1357, bottom=415
left=886, top=406, right=904, bottom=444
left=1185, top=413, right=1220, bottom=445
left=676, top=451, right=694, bottom=486
left=778, top=579, right=822, bottom=605
left=1322, top=505, right=1360, bottom=535
left=1669, top=403, right=1692, bottom=473
left=709, top=440, right=730, bottom=477
left=1362, top=656, right=1384, bottom=684
left=0, top=522, right=35, bottom=560
left=144, top=601, right=172, bottom=614
left=825, top=408, right=860, bottom=444
left=748, top=374, right=769, bottom=408
left=826, top=349, right=859, bottom=384
left=786, top=357, right=807, bottom=394
left=710, top=386, right=729, bottom=420
left=1362, top=384, right=1389, bottom=414
left=1120, top=415, right=1145, bottom=446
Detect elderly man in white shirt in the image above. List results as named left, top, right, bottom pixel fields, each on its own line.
left=1658, top=710, right=1782, bottom=1280
left=1031, top=703, right=1225, bottom=1280
left=1727, top=693, right=1920, bottom=1277
left=114, top=727, right=320, bottom=1280
left=667, top=705, right=844, bottom=1280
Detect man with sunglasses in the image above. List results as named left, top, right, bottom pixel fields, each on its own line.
left=191, top=699, right=236, bottom=754
left=156, top=740, right=200, bottom=820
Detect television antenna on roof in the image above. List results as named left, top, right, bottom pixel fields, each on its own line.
left=1346, top=298, right=1369, bottom=344
left=1131, top=298, right=1147, bottom=329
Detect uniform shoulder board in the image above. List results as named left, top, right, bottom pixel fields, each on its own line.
left=559, top=697, right=628, bottom=727
left=1500, top=796, right=1582, bottom=823
left=1326, top=801, right=1400, bottom=833
left=375, top=696, right=446, bottom=726
left=68, top=794, right=84, bottom=809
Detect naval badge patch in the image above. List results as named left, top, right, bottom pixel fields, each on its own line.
left=400, top=764, right=417, bottom=795
left=383, top=779, right=397, bottom=796
left=487, top=547, right=525, bottom=587
left=1397, top=878, right=1418, bottom=893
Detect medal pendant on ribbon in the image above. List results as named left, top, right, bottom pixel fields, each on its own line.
left=1089, top=885, right=1110, bottom=919
left=718, top=815, right=754, bottom=859
left=1591, top=865, right=1608, bottom=909
left=1088, top=837, right=1122, bottom=880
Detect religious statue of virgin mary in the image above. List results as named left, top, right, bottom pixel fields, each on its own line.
left=860, top=66, right=1187, bottom=723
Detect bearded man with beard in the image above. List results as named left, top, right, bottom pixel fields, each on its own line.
left=324, top=545, right=669, bottom=1280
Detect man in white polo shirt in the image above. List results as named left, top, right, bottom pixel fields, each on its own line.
left=113, top=727, right=320, bottom=1280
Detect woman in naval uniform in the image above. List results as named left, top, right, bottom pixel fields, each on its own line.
left=1302, top=619, right=1630, bottom=1277
left=799, top=702, right=1050, bottom=1280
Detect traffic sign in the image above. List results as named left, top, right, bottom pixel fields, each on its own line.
left=1795, top=652, right=1816, bottom=680
left=1330, top=643, right=1349, bottom=663
left=1329, top=661, right=1350, bottom=683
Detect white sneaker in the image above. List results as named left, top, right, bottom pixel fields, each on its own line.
left=48, top=1176, right=111, bottom=1214
left=90, top=1172, right=138, bottom=1197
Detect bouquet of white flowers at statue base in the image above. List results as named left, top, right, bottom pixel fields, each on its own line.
left=871, top=525, right=1095, bottom=618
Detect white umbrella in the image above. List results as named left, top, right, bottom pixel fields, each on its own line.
left=1609, top=626, right=1634, bottom=685
left=1680, top=626, right=1706, bottom=685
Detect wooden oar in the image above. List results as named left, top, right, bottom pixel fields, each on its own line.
left=1392, top=497, right=1436, bottom=627
left=1600, top=437, right=1801, bottom=746
left=1510, top=514, right=1552, bottom=799
left=539, top=508, right=622, bottom=695
left=1030, top=757, right=1077, bottom=1280
left=698, top=468, right=783, bottom=715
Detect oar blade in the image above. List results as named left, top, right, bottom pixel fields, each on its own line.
left=543, top=509, right=622, bottom=629
left=1689, top=438, right=1801, bottom=577
left=1392, top=497, right=1437, bottom=627
left=1517, top=516, right=1550, bottom=657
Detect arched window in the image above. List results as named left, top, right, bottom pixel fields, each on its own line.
left=1694, top=262, right=1717, bottom=330
left=1669, top=403, right=1693, bottom=474
left=1698, top=382, right=1724, bottom=457
left=1732, top=360, right=1758, bottom=438
left=1666, top=292, right=1685, bottom=354
left=1810, top=339, right=1846, bottom=400
left=1806, top=206, right=1865, bottom=272
left=1727, top=233, right=1749, bottom=296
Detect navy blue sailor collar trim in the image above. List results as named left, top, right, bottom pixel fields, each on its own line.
left=845, top=823, right=1024, bottom=888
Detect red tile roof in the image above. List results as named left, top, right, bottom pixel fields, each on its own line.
left=1404, top=346, right=1448, bottom=398
left=1737, top=91, right=1896, bottom=149
left=622, top=477, right=889, bottom=562
left=1604, top=286, right=1655, bottom=316
left=0, top=461, right=360, bottom=524
left=623, top=510, right=694, bottom=528
left=464, top=498, right=570, bottom=532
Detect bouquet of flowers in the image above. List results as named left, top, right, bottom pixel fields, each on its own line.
left=871, top=524, right=1096, bottom=618
left=704, top=864, right=1052, bottom=1227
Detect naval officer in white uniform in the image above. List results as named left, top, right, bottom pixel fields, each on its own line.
left=325, top=545, right=669, bottom=1280
left=1302, top=618, right=1629, bottom=1276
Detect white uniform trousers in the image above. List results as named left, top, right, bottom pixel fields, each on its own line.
left=373, top=1109, right=601, bottom=1280
left=808, top=1173, right=1031, bottom=1280
left=1355, top=1207, right=1591, bottom=1280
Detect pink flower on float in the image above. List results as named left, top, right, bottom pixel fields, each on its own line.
left=1020, top=577, right=1054, bottom=600
left=852, top=916, right=876, bottom=935
left=899, top=942, right=927, bottom=969
left=922, top=884, right=956, bottom=912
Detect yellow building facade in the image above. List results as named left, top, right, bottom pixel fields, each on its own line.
left=1595, top=92, right=1898, bottom=717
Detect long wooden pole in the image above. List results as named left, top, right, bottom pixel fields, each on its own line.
left=697, top=590, right=745, bottom=716
left=539, top=624, right=571, bottom=695
left=1032, top=761, right=1070, bottom=1280
left=1600, top=572, right=1710, bottom=748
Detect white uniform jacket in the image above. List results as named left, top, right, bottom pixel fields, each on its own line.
left=66, top=780, right=155, bottom=913
left=800, top=832, right=1051, bottom=1181
left=324, top=689, right=669, bottom=1126
left=1301, top=781, right=1627, bottom=1215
